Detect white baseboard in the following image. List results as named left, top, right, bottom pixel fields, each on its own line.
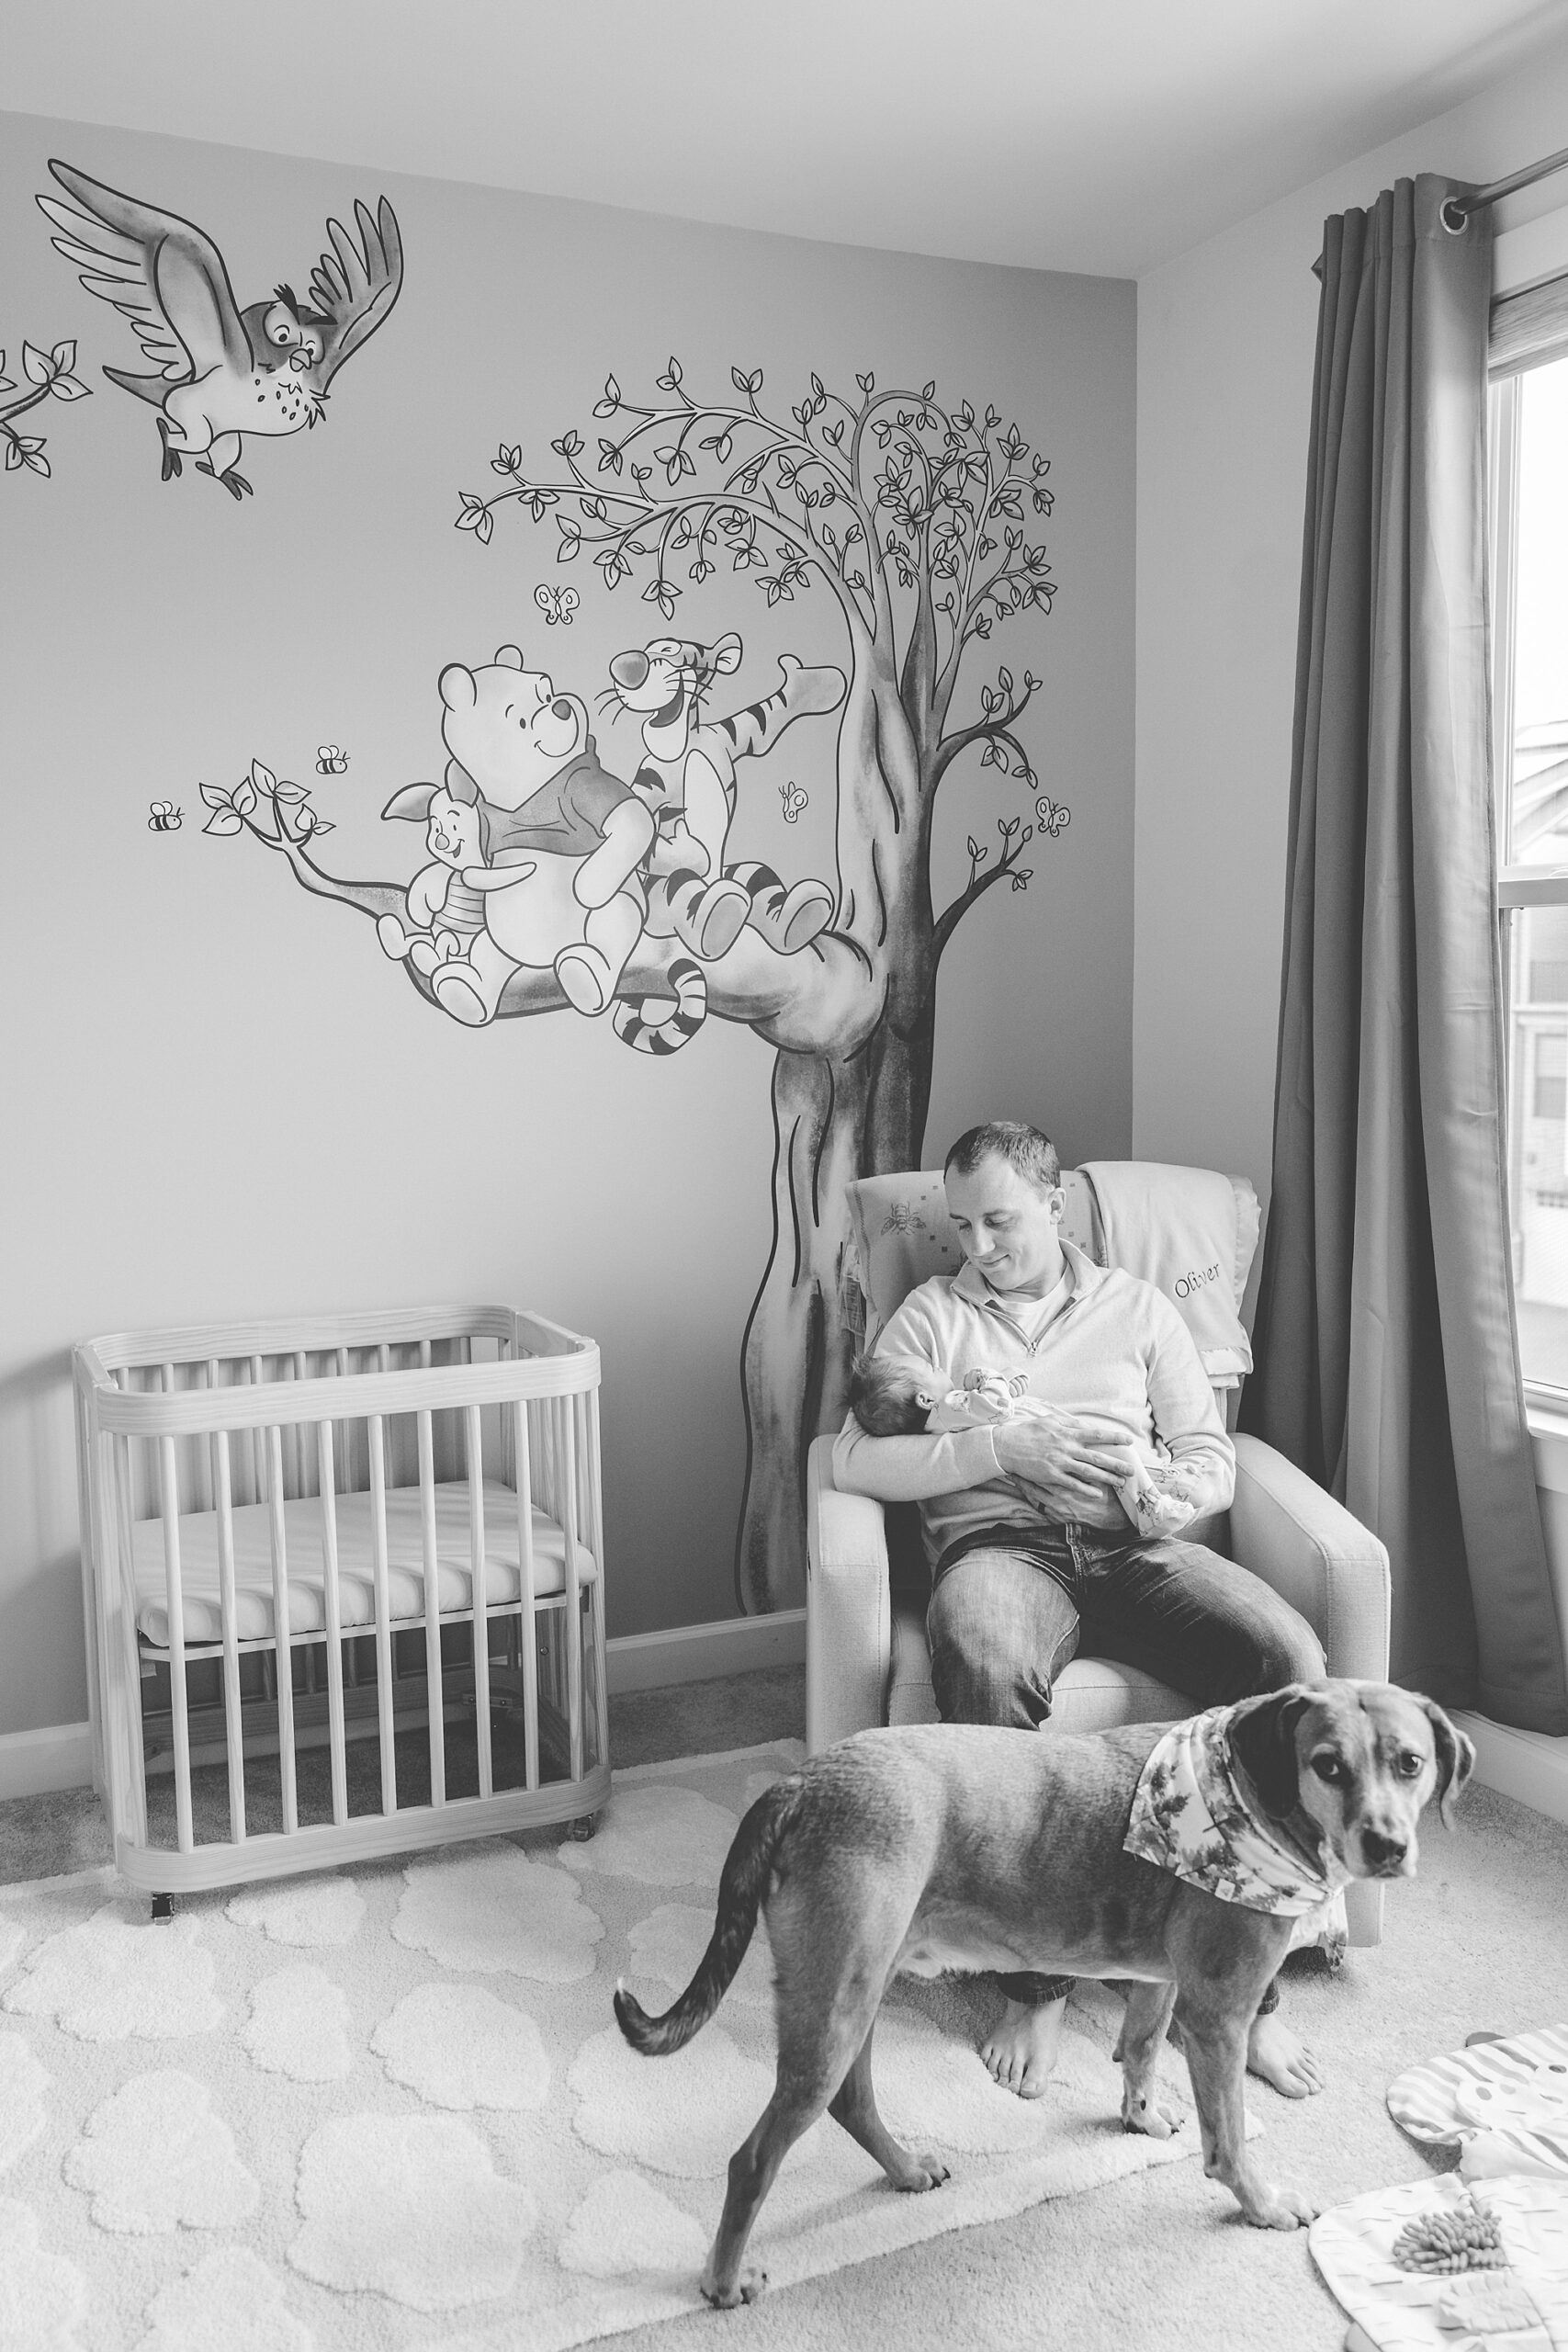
left=606, top=1610, right=806, bottom=1696
left=0, top=1723, right=94, bottom=1802
left=0, top=1617, right=807, bottom=1800
left=1452, top=1710, right=1568, bottom=1826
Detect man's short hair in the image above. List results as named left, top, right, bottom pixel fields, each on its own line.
left=943, top=1121, right=1061, bottom=1194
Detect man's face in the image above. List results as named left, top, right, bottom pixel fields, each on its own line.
left=944, top=1154, right=1065, bottom=1297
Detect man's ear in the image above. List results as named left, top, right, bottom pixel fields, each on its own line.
left=1418, top=1696, right=1476, bottom=1827
left=1227, top=1686, right=1318, bottom=1820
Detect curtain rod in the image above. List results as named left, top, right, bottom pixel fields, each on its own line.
left=1443, top=143, right=1568, bottom=233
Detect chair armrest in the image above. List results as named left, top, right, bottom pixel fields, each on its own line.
left=1228, top=1433, right=1391, bottom=1685
left=806, top=1433, right=891, bottom=1754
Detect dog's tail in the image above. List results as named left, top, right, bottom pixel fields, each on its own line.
left=614, top=1771, right=805, bottom=2056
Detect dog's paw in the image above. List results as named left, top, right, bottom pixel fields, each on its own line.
left=896, top=2150, right=951, bottom=2192
left=701, top=2261, right=767, bottom=2307
left=1121, top=2090, right=1181, bottom=2140
left=1245, top=2184, right=1318, bottom=2231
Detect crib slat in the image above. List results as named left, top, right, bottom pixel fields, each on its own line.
left=158, top=1435, right=195, bottom=1854
left=249, top=1356, right=265, bottom=1507
left=583, top=1386, right=610, bottom=1775
left=558, top=1398, right=584, bottom=1786
left=417, top=1409, right=446, bottom=1806
left=111, top=1434, right=149, bottom=1847
left=316, top=1422, right=349, bottom=1827
left=513, top=1401, right=540, bottom=1792
left=367, top=1414, right=397, bottom=1815
left=213, top=1430, right=246, bottom=1844
left=467, top=1405, right=493, bottom=1801
left=266, top=1425, right=298, bottom=1834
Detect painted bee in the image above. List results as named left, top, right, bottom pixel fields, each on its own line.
left=779, top=778, right=809, bottom=825
left=148, top=799, right=183, bottom=831
left=316, top=744, right=349, bottom=775
left=534, top=582, right=581, bottom=628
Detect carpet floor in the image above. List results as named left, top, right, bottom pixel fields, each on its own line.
left=4, top=1666, right=1566, bottom=2352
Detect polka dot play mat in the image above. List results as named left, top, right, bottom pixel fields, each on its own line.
left=1388, top=2026, right=1568, bottom=2180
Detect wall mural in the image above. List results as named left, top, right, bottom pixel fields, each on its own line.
left=1, top=333, right=90, bottom=479
left=207, top=352, right=1070, bottom=1611
left=35, top=161, right=401, bottom=499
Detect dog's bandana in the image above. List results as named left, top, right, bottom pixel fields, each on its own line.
left=1123, top=1705, right=1352, bottom=1917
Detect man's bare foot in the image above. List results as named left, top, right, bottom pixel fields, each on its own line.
left=1247, top=2009, right=1325, bottom=2098
left=979, top=1995, right=1066, bottom=2098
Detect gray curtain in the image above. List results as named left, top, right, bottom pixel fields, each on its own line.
left=1242, top=175, right=1568, bottom=1735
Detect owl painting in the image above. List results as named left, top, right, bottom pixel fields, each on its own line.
left=38, top=159, right=403, bottom=499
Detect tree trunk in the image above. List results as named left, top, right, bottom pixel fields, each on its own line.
left=732, top=1013, right=929, bottom=1612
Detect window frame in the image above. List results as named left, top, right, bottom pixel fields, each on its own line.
left=1491, top=270, right=1568, bottom=1408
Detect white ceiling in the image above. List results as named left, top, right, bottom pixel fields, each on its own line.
left=9, top=0, right=1568, bottom=278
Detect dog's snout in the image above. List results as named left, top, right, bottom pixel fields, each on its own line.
left=1360, top=1827, right=1408, bottom=1872
left=610, top=650, right=649, bottom=691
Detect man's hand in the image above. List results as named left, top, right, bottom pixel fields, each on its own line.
left=991, top=1407, right=1134, bottom=1518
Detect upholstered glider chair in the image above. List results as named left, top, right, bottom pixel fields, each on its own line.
left=805, top=1162, right=1392, bottom=1947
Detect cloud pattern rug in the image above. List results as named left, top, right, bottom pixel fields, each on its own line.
left=0, top=1740, right=1230, bottom=2350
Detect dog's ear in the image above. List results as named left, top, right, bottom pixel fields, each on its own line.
left=1417, top=1695, right=1476, bottom=1826
left=1227, top=1685, right=1318, bottom=1819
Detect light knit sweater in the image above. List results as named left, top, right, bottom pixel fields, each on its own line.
left=831, top=1238, right=1235, bottom=1568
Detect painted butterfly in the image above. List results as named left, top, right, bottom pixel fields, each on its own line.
left=1034, top=795, right=1070, bottom=838
left=779, top=778, right=808, bottom=825
left=535, top=583, right=581, bottom=628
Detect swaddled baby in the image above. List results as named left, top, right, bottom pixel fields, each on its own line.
left=845, top=1351, right=1204, bottom=1539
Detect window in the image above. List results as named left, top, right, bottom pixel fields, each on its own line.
left=1492, top=303, right=1568, bottom=1395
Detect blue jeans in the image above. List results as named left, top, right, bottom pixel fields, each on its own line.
left=927, top=1522, right=1326, bottom=2008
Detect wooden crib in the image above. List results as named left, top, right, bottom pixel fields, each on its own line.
left=73, top=1304, right=611, bottom=1910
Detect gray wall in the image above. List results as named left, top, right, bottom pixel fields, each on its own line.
left=0, top=114, right=1136, bottom=1736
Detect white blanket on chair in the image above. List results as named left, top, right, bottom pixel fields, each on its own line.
left=1080, top=1161, right=1255, bottom=1385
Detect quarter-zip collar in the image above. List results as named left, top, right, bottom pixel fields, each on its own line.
left=953, top=1238, right=1108, bottom=1351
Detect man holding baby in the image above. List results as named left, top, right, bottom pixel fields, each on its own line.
left=831, top=1120, right=1326, bottom=2105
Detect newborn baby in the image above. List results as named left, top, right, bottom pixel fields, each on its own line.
left=845, top=1351, right=1203, bottom=1538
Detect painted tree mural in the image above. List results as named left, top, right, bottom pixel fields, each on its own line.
left=216, top=358, right=1067, bottom=1611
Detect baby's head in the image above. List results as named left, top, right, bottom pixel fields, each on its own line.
left=846, top=1352, right=940, bottom=1438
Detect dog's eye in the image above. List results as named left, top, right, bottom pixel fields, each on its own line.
left=1310, top=1755, right=1345, bottom=1784
left=1394, top=1750, right=1426, bottom=1779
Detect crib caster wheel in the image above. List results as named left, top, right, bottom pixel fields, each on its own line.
left=567, top=1812, right=599, bottom=1842
left=151, top=1893, right=175, bottom=1923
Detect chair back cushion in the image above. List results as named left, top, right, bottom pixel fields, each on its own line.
left=845, top=1161, right=1257, bottom=1390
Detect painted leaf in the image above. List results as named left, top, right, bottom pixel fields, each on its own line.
left=198, top=784, right=231, bottom=810
left=4, top=440, right=22, bottom=470
left=273, top=783, right=308, bottom=805
left=476, top=509, right=493, bottom=544
left=251, top=761, right=277, bottom=795
left=21, top=343, right=54, bottom=385
left=203, top=808, right=243, bottom=836
left=51, top=339, right=76, bottom=372
left=310, top=818, right=335, bottom=835
left=47, top=372, right=90, bottom=401
left=232, top=780, right=257, bottom=816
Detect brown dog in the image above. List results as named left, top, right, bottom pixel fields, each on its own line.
left=615, top=1679, right=1473, bottom=2307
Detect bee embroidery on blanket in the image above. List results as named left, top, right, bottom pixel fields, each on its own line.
left=534, top=582, right=581, bottom=628
left=1034, top=794, right=1071, bottom=839
left=147, top=798, right=182, bottom=831
left=315, top=744, right=349, bottom=775
left=779, top=778, right=808, bottom=825
left=880, top=1202, right=928, bottom=1238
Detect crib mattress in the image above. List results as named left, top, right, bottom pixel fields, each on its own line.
left=130, top=1479, right=597, bottom=1648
